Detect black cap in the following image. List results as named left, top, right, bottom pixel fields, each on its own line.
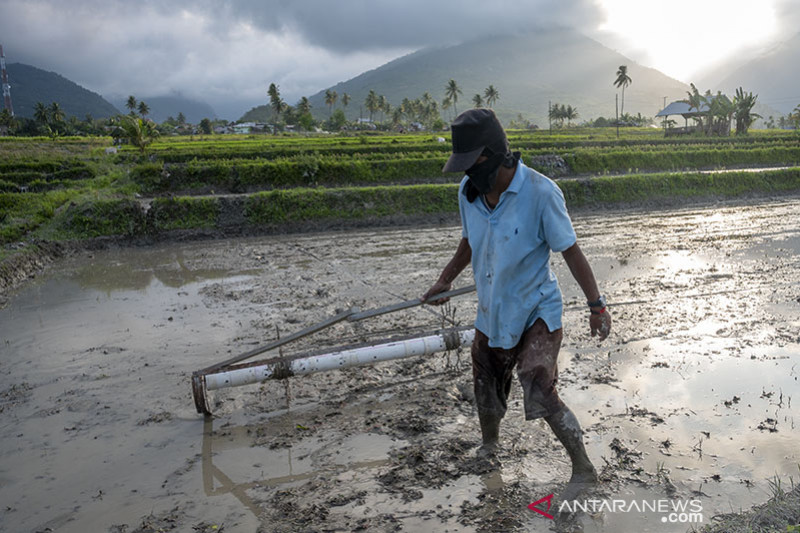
left=443, top=109, right=508, bottom=173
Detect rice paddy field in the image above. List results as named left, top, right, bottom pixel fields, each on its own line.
left=2, top=128, right=800, bottom=257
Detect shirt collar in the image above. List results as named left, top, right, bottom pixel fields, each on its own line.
left=503, top=160, right=526, bottom=196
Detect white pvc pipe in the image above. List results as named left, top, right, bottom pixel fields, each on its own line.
left=204, top=328, right=475, bottom=391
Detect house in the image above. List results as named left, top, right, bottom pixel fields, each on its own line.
left=232, top=122, right=259, bottom=134
left=656, top=93, right=733, bottom=136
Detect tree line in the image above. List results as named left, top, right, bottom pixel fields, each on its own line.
left=259, top=79, right=504, bottom=132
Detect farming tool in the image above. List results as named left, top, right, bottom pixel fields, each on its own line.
left=191, top=285, right=477, bottom=415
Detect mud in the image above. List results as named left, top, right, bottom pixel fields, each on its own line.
left=0, top=197, right=799, bottom=532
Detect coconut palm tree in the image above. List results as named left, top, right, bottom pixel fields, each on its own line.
left=472, top=94, right=483, bottom=108
left=137, top=101, right=150, bottom=118
left=445, top=79, right=462, bottom=116
left=268, top=83, right=284, bottom=122
left=34, top=102, right=49, bottom=125
left=119, top=114, right=160, bottom=154
left=378, top=94, right=388, bottom=123
left=365, top=90, right=379, bottom=122
left=441, top=96, right=452, bottom=121
left=391, top=107, right=405, bottom=128
left=324, top=89, right=337, bottom=116
left=126, top=95, right=138, bottom=115
left=341, top=93, right=351, bottom=114
left=484, top=85, right=499, bottom=108
left=49, top=102, right=66, bottom=128
left=565, top=105, right=578, bottom=127
left=297, top=96, right=312, bottom=115
left=613, top=65, right=632, bottom=117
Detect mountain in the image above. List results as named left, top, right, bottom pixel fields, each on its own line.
left=108, top=95, right=217, bottom=124
left=304, top=29, right=690, bottom=127
left=5, top=63, right=120, bottom=119
left=710, top=32, right=800, bottom=115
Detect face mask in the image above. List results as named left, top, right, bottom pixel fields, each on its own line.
left=465, top=152, right=505, bottom=194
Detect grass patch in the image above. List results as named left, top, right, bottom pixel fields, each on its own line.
left=697, top=475, right=799, bottom=533
left=559, top=168, right=800, bottom=207
left=245, top=184, right=460, bottom=225
left=148, top=197, right=220, bottom=231
left=49, top=197, right=146, bottom=238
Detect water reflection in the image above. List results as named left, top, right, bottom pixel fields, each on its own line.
left=199, top=416, right=394, bottom=521
left=69, top=247, right=260, bottom=294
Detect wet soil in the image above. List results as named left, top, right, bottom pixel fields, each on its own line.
left=1, top=197, right=799, bottom=532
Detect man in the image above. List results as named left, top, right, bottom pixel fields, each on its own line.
left=423, top=109, right=611, bottom=499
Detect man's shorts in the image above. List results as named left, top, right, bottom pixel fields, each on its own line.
left=471, top=318, right=564, bottom=420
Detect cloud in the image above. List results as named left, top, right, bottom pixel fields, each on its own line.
left=775, top=0, right=800, bottom=40
left=0, top=0, right=604, bottom=118
left=5, top=0, right=791, bottom=119
left=220, top=0, right=605, bottom=52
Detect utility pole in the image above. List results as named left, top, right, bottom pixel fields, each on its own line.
left=1, top=44, right=14, bottom=116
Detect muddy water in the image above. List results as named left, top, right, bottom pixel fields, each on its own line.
left=1, top=197, right=799, bottom=532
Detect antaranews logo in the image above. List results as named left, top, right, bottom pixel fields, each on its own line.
left=527, top=494, right=555, bottom=520
left=528, top=495, right=704, bottom=524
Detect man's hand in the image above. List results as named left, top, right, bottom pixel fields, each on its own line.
left=421, top=280, right=452, bottom=305
left=590, top=310, right=612, bottom=341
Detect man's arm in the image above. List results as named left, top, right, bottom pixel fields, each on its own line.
left=422, top=237, right=472, bottom=304
left=561, top=242, right=611, bottom=340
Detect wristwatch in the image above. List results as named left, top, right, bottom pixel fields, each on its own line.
left=587, top=295, right=607, bottom=311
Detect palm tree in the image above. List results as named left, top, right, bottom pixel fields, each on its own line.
left=391, top=107, right=404, bottom=128
left=441, top=97, right=452, bottom=121
left=341, top=93, right=351, bottom=114
left=565, top=105, right=578, bottom=127
left=445, top=79, right=462, bottom=116
left=613, top=65, right=632, bottom=117
left=324, top=89, right=337, bottom=116
left=484, top=85, right=499, bottom=108
left=365, top=90, right=379, bottom=122
left=119, top=115, right=160, bottom=154
left=137, top=101, right=150, bottom=118
left=268, top=83, right=284, bottom=122
left=378, top=94, right=388, bottom=123
left=472, top=94, right=483, bottom=108
left=34, top=102, right=49, bottom=125
left=297, top=96, right=312, bottom=115
left=548, top=102, right=560, bottom=129
left=49, top=102, right=66, bottom=127
left=126, top=95, right=138, bottom=115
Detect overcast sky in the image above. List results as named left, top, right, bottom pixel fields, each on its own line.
left=1, top=0, right=797, bottom=120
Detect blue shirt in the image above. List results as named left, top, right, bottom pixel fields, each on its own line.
left=459, top=162, right=577, bottom=348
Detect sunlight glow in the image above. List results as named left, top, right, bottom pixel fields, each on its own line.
left=597, top=0, right=778, bottom=82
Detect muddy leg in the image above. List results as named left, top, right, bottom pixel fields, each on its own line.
left=477, top=411, right=502, bottom=453
left=471, top=329, right=514, bottom=455
left=545, top=405, right=598, bottom=501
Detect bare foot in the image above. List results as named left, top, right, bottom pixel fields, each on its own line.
left=559, top=465, right=598, bottom=502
